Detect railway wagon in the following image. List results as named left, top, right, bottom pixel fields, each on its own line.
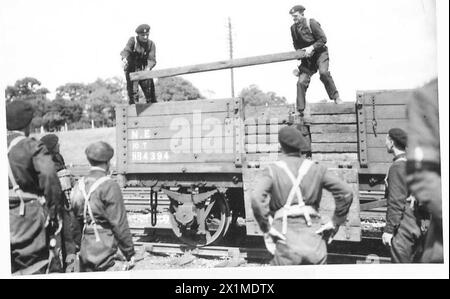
left=115, top=87, right=413, bottom=247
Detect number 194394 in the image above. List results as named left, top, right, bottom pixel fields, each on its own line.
left=131, top=151, right=170, bottom=162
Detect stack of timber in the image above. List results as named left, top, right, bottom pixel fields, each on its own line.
left=242, top=102, right=361, bottom=241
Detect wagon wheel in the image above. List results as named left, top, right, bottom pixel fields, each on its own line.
left=169, top=192, right=231, bottom=247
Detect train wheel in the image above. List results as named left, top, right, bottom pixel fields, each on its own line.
left=169, top=192, right=231, bottom=247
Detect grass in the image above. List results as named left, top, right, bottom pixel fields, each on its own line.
left=32, top=127, right=116, bottom=167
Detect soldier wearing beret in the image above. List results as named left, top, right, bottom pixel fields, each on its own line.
left=382, top=128, right=424, bottom=263
left=70, top=141, right=135, bottom=272
left=406, top=79, right=442, bottom=263
left=251, top=126, right=353, bottom=265
left=120, top=24, right=157, bottom=104
left=6, top=100, right=64, bottom=274
left=289, top=5, right=342, bottom=115
left=40, top=134, right=78, bottom=272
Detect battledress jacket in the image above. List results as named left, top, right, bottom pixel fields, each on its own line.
left=71, top=170, right=135, bottom=267
left=120, top=37, right=156, bottom=71
left=290, top=18, right=327, bottom=52
left=251, top=153, right=353, bottom=233
left=7, top=132, right=63, bottom=272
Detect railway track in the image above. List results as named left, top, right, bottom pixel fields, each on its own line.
left=132, top=240, right=391, bottom=265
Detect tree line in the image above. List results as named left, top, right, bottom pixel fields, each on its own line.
left=5, top=77, right=286, bottom=132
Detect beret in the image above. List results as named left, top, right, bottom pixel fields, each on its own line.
left=40, top=134, right=59, bottom=151
left=388, top=128, right=407, bottom=149
left=135, top=24, right=150, bottom=34
left=278, top=126, right=310, bottom=152
left=289, top=5, right=306, bottom=14
left=6, top=100, right=34, bottom=130
left=85, top=141, right=114, bottom=163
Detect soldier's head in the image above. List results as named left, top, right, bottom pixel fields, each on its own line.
left=6, top=100, right=34, bottom=136
left=278, top=126, right=310, bottom=155
left=386, top=128, right=407, bottom=154
left=40, top=134, right=60, bottom=154
left=135, top=24, right=150, bottom=43
left=85, top=141, right=114, bottom=171
left=289, top=5, right=306, bottom=24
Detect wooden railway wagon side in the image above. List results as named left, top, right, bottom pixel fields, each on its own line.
left=116, top=98, right=363, bottom=246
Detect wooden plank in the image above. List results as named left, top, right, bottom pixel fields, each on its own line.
left=127, top=125, right=239, bottom=140
left=245, top=134, right=280, bottom=144
left=126, top=111, right=231, bottom=128
left=367, top=148, right=394, bottom=163
left=306, top=114, right=357, bottom=124
left=244, top=124, right=283, bottom=134
left=125, top=162, right=241, bottom=174
left=312, top=153, right=358, bottom=162
left=360, top=199, right=387, bottom=211
left=358, top=89, right=414, bottom=105
left=128, top=138, right=236, bottom=152
left=245, top=143, right=279, bottom=153
left=309, top=102, right=355, bottom=115
left=311, top=133, right=357, bottom=143
left=130, top=50, right=308, bottom=80
left=311, top=143, right=358, bottom=153
left=358, top=163, right=391, bottom=175
left=116, top=98, right=236, bottom=117
left=309, top=124, right=357, bottom=134
left=127, top=152, right=236, bottom=164
left=244, top=104, right=295, bottom=119
left=365, top=119, right=408, bottom=134
left=362, top=105, right=407, bottom=119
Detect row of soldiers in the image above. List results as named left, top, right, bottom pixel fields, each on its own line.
left=7, top=100, right=135, bottom=274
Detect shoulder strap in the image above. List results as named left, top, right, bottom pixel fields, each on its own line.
left=306, top=18, right=312, bottom=33
left=8, top=135, right=27, bottom=216
left=80, top=176, right=111, bottom=242
left=274, top=159, right=314, bottom=234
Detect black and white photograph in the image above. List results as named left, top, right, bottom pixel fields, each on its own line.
left=0, top=0, right=448, bottom=281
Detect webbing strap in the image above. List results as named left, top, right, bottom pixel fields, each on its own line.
left=273, top=159, right=314, bottom=234
left=79, top=176, right=110, bottom=242
left=7, top=135, right=27, bottom=216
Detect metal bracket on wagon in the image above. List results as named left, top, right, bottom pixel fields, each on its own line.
left=162, top=188, right=219, bottom=205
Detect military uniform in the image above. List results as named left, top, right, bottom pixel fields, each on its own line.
left=70, top=142, right=135, bottom=272
left=40, top=134, right=78, bottom=270
left=7, top=101, right=64, bottom=274
left=407, top=79, right=442, bottom=263
left=384, top=153, right=423, bottom=263
left=121, top=24, right=157, bottom=104
left=290, top=5, right=340, bottom=112
left=251, top=126, right=353, bottom=265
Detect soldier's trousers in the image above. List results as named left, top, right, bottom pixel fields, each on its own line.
left=390, top=207, right=423, bottom=263
left=125, top=72, right=156, bottom=104
left=270, top=217, right=327, bottom=265
left=297, top=50, right=339, bottom=112
left=10, top=200, right=49, bottom=274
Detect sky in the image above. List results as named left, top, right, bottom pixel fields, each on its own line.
left=0, top=0, right=441, bottom=103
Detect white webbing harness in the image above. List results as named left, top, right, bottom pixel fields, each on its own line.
left=79, top=176, right=111, bottom=242
left=269, top=159, right=314, bottom=235
left=8, top=135, right=30, bottom=216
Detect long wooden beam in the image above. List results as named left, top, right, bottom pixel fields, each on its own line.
left=130, top=50, right=307, bottom=81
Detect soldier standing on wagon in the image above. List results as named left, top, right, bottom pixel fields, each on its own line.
left=6, top=101, right=64, bottom=275
left=70, top=141, right=135, bottom=272
left=121, top=24, right=157, bottom=105
left=289, top=5, right=342, bottom=115
left=251, top=126, right=353, bottom=265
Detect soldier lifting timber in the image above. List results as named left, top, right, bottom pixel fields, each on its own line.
left=70, top=141, right=135, bottom=272
left=289, top=5, right=342, bottom=116
left=7, top=101, right=66, bottom=275
left=121, top=24, right=157, bottom=105
left=251, top=126, right=353, bottom=265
